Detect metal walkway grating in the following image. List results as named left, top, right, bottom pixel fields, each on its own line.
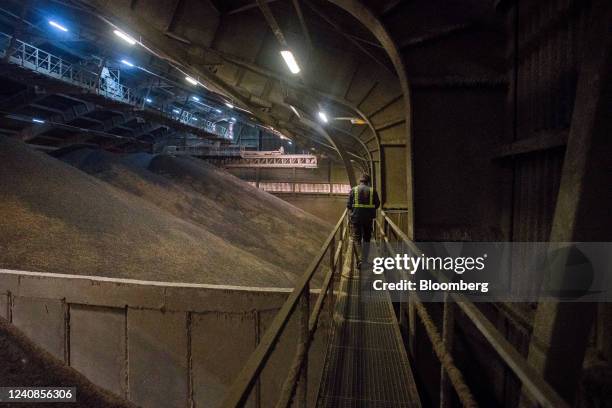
left=316, top=246, right=421, bottom=408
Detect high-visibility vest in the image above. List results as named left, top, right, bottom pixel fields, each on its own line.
left=353, top=185, right=375, bottom=208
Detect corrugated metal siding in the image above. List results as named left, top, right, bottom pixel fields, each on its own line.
left=512, top=0, right=589, bottom=242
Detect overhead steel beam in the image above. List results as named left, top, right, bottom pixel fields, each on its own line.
left=226, top=0, right=279, bottom=15
left=132, top=123, right=168, bottom=138
left=304, top=0, right=393, bottom=75
left=20, top=101, right=97, bottom=141
left=0, top=87, right=47, bottom=113
left=399, top=22, right=474, bottom=49
left=256, top=0, right=288, bottom=47
left=291, top=0, right=314, bottom=52
left=2, top=0, right=30, bottom=63
left=166, top=0, right=185, bottom=32
left=29, top=103, right=64, bottom=115
left=380, top=0, right=403, bottom=16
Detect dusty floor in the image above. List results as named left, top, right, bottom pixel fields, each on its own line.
left=0, top=138, right=330, bottom=287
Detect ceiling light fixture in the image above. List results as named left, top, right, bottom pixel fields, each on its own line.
left=289, top=105, right=301, bottom=117
left=32, top=118, right=45, bottom=124
left=318, top=111, right=328, bottom=123
left=225, top=102, right=234, bottom=109
left=49, top=21, right=68, bottom=32
left=121, top=59, right=134, bottom=67
left=185, top=76, right=198, bottom=85
left=192, top=96, right=200, bottom=101
left=280, top=50, right=300, bottom=74
left=113, top=29, right=137, bottom=45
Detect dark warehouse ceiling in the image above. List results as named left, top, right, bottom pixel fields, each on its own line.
left=0, top=0, right=506, bottom=184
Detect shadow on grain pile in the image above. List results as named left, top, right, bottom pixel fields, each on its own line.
left=0, top=138, right=314, bottom=287
left=56, top=147, right=331, bottom=283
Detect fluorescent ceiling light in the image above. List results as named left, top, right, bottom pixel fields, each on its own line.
left=49, top=21, right=68, bottom=32
left=193, top=117, right=198, bottom=121
left=318, top=111, right=328, bottom=123
left=215, top=109, right=222, bottom=113
left=280, top=50, right=300, bottom=74
left=225, top=102, right=234, bottom=109
left=288, top=141, right=292, bottom=145
left=185, top=76, right=198, bottom=85
left=145, top=98, right=152, bottom=103
left=121, top=59, right=134, bottom=67
left=173, top=109, right=180, bottom=113
left=230, top=117, right=236, bottom=122
left=32, top=118, right=45, bottom=124
left=113, top=30, right=137, bottom=45
left=289, top=105, right=301, bottom=117
left=192, top=96, right=200, bottom=101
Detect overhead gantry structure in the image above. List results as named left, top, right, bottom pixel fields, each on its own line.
left=71, top=0, right=416, bottom=207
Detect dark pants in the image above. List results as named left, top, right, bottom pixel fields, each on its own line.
left=351, top=218, right=373, bottom=264
left=351, top=219, right=373, bottom=244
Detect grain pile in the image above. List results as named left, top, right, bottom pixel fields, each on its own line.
left=58, top=148, right=331, bottom=278
left=0, top=138, right=328, bottom=287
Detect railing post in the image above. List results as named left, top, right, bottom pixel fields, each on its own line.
left=296, top=286, right=310, bottom=408
left=439, top=292, right=455, bottom=408
left=328, top=235, right=335, bottom=323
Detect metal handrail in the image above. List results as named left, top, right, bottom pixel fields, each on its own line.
left=378, top=210, right=571, bottom=408
left=0, top=32, right=229, bottom=139
left=221, top=209, right=348, bottom=408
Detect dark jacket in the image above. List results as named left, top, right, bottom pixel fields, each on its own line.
left=347, top=183, right=380, bottom=222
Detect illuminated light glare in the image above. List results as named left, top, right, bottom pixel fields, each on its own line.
left=289, top=105, right=301, bottom=117
left=32, top=118, right=45, bottom=124
left=185, top=76, right=198, bottom=85
left=280, top=50, right=300, bottom=74
left=192, top=96, right=200, bottom=101
left=193, top=117, right=198, bottom=121
left=121, top=59, right=134, bottom=67
left=173, top=109, right=180, bottom=114
left=288, top=141, right=292, bottom=145
left=49, top=21, right=68, bottom=32
left=225, top=102, right=234, bottom=109
left=231, top=117, right=236, bottom=121
left=318, top=111, right=328, bottom=123
left=215, top=109, right=222, bottom=113
left=145, top=98, right=153, bottom=103
left=113, top=30, right=137, bottom=45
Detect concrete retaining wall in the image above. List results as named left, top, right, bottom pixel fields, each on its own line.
left=0, top=269, right=330, bottom=408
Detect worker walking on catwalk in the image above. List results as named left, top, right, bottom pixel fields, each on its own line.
left=346, top=173, right=380, bottom=266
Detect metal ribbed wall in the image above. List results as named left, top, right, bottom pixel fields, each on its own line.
left=511, top=0, right=589, bottom=242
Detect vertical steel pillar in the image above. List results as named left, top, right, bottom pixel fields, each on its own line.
left=328, top=235, right=335, bottom=322
left=296, top=287, right=310, bottom=408
left=439, top=293, right=455, bottom=408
